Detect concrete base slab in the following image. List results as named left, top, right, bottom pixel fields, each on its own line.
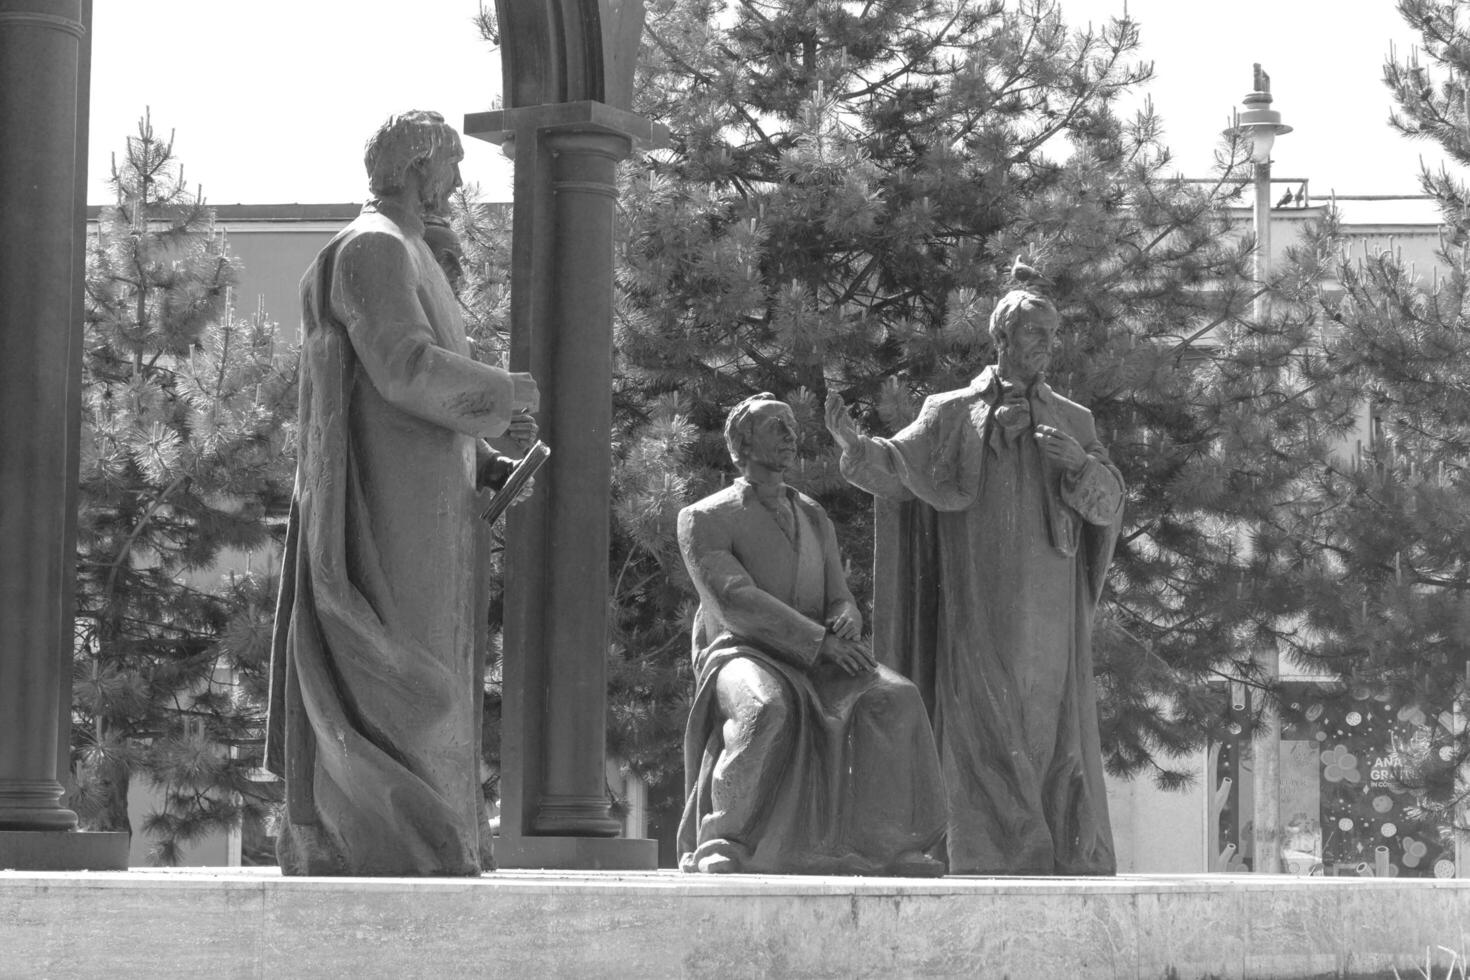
left=493, top=834, right=658, bottom=870
left=3, top=869, right=1468, bottom=978
left=0, top=830, right=129, bottom=871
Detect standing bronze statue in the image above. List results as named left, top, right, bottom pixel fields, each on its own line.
left=266, top=111, right=539, bottom=876
left=826, top=274, right=1123, bottom=875
left=678, top=395, right=946, bottom=876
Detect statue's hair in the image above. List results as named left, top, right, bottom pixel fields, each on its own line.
left=989, top=288, right=1058, bottom=348
left=364, top=110, right=463, bottom=196
left=724, top=392, right=789, bottom=465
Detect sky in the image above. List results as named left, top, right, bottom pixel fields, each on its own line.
left=88, top=0, right=1445, bottom=222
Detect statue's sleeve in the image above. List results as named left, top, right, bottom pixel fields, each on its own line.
left=839, top=395, right=978, bottom=511
left=678, top=506, right=825, bottom=669
left=333, top=231, right=516, bottom=439
left=1060, top=412, right=1124, bottom=527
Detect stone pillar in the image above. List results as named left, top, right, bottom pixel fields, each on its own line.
left=531, top=129, right=629, bottom=836
left=466, top=102, right=661, bottom=869
left=0, top=0, right=126, bottom=868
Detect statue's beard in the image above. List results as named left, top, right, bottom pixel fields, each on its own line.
left=419, top=183, right=452, bottom=215
left=999, top=347, right=1049, bottom=384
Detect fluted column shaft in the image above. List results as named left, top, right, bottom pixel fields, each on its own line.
left=0, top=0, right=87, bottom=831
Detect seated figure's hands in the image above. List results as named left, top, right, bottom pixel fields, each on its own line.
left=826, top=605, right=861, bottom=641
left=818, top=632, right=876, bottom=676
left=824, top=393, right=860, bottom=453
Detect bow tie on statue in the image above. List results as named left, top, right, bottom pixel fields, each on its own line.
left=990, top=383, right=1033, bottom=449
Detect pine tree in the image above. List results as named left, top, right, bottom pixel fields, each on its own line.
left=1254, top=0, right=1470, bottom=840
left=71, top=112, right=296, bottom=864
left=608, top=0, right=1352, bottom=807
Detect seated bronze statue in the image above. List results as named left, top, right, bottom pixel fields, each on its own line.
left=676, top=394, right=946, bottom=875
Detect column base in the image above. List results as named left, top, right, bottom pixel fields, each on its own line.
left=532, top=795, right=622, bottom=837
left=0, top=778, right=79, bottom=830
left=0, top=830, right=129, bottom=871
left=493, top=835, right=657, bottom=871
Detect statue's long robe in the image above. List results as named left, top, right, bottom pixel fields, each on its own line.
left=677, top=479, right=946, bottom=874
left=842, top=366, right=1124, bottom=875
left=265, top=200, right=516, bottom=876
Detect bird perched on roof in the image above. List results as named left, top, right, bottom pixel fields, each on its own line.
left=1275, top=189, right=1294, bottom=208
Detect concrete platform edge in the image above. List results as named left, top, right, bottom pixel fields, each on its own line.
left=2, top=870, right=1468, bottom=979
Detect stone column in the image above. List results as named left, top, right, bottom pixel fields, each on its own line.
left=531, top=128, right=629, bottom=836
left=466, top=102, right=661, bottom=869
left=0, top=0, right=88, bottom=835
left=0, top=0, right=125, bottom=868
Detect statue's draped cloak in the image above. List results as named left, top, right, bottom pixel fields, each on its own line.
left=677, top=480, right=946, bottom=874
left=845, top=366, right=1124, bottom=875
left=266, top=201, right=515, bottom=876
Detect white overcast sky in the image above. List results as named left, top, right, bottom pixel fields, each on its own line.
left=89, top=0, right=1443, bottom=220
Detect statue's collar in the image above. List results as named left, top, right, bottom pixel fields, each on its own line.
left=734, top=476, right=792, bottom=507
left=971, top=365, right=1054, bottom=404
left=363, top=198, right=426, bottom=237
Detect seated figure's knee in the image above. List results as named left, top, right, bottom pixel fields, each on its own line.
left=717, top=658, right=794, bottom=746
left=738, top=684, right=789, bottom=732
left=858, top=665, right=925, bottom=718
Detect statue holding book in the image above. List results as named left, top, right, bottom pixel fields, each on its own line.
left=266, top=111, right=540, bottom=876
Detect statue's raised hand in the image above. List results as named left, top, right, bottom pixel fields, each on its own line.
left=824, top=393, right=859, bottom=452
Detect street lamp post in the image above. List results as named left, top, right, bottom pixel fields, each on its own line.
left=1227, top=63, right=1291, bottom=876
left=1232, top=63, right=1292, bottom=324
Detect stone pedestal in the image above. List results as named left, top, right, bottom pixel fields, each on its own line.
left=466, top=102, right=662, bottom=869
left=7, top=869, right=1470, bottom=978
left=0, top=830, right=128, bottom=871
left=0, top=0, right=126, bottom=871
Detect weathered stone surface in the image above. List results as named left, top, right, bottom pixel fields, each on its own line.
left=3, top=870, right=1469, bottom=978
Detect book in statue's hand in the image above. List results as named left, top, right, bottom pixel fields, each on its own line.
left=479, top=440, right=550, bottom=524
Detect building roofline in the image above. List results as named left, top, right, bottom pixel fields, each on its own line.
left=85, top=203, right=365, bottom=222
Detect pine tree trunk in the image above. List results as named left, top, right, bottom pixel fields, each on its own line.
left=81, top=752, right=132, bottom=835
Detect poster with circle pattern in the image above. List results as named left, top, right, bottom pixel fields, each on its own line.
left=1280, top=682, right=1458, bottom=878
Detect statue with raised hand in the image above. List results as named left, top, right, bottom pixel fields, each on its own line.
left=825, top=264, right=1124, bottom=875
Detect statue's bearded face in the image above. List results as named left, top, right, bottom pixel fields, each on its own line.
left=741, top=403, right=799, bottom=476
left=1001, top=307, right=1058, bottom=384
left=417, top=145, right=464, bottom=215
